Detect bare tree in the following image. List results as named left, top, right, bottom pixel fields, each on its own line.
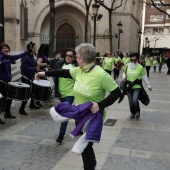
left=96, top=0, right=124, bottom=53
left=141, top=0, right=170, bottom=18
left=49, top=0, right=55, bottom=58
left=84, top=0, right=93, bottom=42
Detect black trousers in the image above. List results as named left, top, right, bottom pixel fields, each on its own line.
left=81, top=142, right=96, bottom=170
left=0, top=81, right=13, bottom=113
left=113, top=68, right=120, bottom=80
left=145, top=66, right=151, bottom=77
left=20, top=77, right=35, bottom=110
left=167, top=60, right=170, bottom=75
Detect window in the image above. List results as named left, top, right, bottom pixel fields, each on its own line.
left=150, top=15, right=164, bottom=22
left=166, top=10, right=170, bottom=19
left=20, top=0, right=28, bottom=40
left=153, top=28, right=164, bottom=33
left=151, top=1, right=164, bottom=8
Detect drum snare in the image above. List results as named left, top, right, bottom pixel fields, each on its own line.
left=7, top=82, right=30, bottom=101
left=0, top=93, right=2, bottom=113
left=32, top=79, right=52, bottom=101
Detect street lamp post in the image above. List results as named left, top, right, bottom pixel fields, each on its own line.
left=92, top=3, right=100, bottom=47
left=117, top=21, right=123, bottom=53
left=145, top=37, right=150, bottom=55
left=138, top=29, right=142, bottom=55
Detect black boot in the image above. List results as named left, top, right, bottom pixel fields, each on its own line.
left=4, top=99, right=16, bottom=119
left=19, top=101, right=28, bottom=115
left=0, top=119, right=5, bottom=124
left=34, top=101, right=43, bottom=107
left=4, top=112, right=16, bottom=119
left=56, top=134, right=64, bottom=144
left=19, top=109, right=28, bottom=115
left=29, top=99, right=40, bottom=109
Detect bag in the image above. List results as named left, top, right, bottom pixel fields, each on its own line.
left=139, top=86, right=150, bottom=106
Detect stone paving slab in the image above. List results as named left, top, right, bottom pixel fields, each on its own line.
left=113, top=128, right=170, bottom=153
left=102, top=154, right=170, bottom=170
left=0, top=140, right=69, bottom=170
left=0, top=70, right=170, bottom=170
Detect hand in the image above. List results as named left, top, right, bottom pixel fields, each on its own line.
left=35, top=72, right=45, bottom=80
left=148, top=85, right=152, bottom=91
left=90, top=102, right=99, bottom=113
left=36, top=66, right=40, bottom=72
left=148, top=87, right=152, bottom=91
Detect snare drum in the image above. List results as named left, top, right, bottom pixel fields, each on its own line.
left=32, top=80, right=51, bottom=101
left=7, top=82, right=30, bottom=101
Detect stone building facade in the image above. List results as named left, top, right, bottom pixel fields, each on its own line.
left=144, top=0, right=170, bottom=56
left=2, top=0, right=143, bottom=55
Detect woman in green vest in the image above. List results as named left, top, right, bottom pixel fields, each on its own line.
left=121, top=52, right=130, bottom=72
left=35, top=43, right=121, bottom=170
left=103, top=52, right=114, bottom=75
left=152, top=56, right=158, bottom=72
left=123, top=53, right=152, bottom=119
left=54, top=48, right=78, bottom=144
left=145, top=55, right=152, bottom=78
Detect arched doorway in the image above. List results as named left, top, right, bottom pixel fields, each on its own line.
left=56, top=23, right=76, bottom=54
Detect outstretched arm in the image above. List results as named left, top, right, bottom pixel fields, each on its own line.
left=35, top=69, right=72, bottom=80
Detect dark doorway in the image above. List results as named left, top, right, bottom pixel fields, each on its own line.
left=56, top=23, right=76, bottom=54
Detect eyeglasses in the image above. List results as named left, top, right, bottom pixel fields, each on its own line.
left=130, top=59, right=137, bottom=62
left=66, top=54, right=73, bottom=58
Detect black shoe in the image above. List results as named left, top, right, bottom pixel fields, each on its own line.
left=29, top=105, right=40, bottom=109
left=56, top=134, right=64, bottom=144
left=34, top=101, right=43, bottom=107
left=19, top=110, right=28, bottom=116
left=4, top=112, right=16, bottom=119
left=136, top=113, right=140, bottom=119
left=0, top=119, right=5, bottom=124
left=130, top=115, right=135, bottom=119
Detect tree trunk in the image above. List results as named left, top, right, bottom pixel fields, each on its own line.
left=108, top=10, right=112, bottom=54
left=84, top=11, right=89, bottom=42
left=49, top=0, right=55, bottom=58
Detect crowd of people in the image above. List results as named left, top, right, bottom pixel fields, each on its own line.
left=0, top=41, right=170, bottom=170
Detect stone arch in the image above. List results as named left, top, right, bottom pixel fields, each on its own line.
left=55, top=15, right=83, bottom=37
left=34, top=1, right=92, bottom=35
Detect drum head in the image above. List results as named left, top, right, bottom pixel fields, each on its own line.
left=33, top=80, right=51, bottom=87
left=8, top=82, right=30, bottom=88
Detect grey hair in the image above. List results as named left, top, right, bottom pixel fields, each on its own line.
left=75, top=43, right=96, bottom=63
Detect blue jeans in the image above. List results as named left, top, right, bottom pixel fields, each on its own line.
left=126, top=88, right=141, bottom=116
left=59, top=96, right=74, bottom=135
left=159, top=63, right=162, bottom=72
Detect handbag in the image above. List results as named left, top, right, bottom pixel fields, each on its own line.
left=119, top=80, right=126, bottom=91
left=139, top=86, right=150, bottom=106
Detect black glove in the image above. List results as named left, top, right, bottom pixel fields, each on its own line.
left=118, top=91, right=126, bottom=103
left=47, top=60, right=51, bottom=65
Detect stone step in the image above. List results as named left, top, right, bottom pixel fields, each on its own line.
left=11, top=73, right=21, bottom=82
left=11, top=62, right=21, bottom=82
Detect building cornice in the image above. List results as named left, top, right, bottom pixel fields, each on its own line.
left=4, top=18, right=20, bottom=24
left=145, top=24, right=170, bottom=27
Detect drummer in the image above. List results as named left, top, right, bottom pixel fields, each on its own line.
left=37, top=43, right=50, bottom=71
left=0, top=43, right=31, bottom=123
left=19, top=42, right=41, bottom=115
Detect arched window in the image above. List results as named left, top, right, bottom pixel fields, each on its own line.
left=56, top=24, right=75, bottom=53
left=20, top=0, right=28, bottom=40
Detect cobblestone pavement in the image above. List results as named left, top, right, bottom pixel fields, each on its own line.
left=0, top=66, right=170, bottom=170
